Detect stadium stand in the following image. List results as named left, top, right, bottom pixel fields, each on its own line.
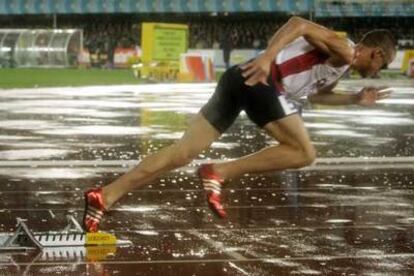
left=0, top=0, right=412, bottom=69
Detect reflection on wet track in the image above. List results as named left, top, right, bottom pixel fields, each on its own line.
left=1, top=79, right=414, bottom=275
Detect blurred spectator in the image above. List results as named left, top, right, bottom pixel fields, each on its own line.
left=1, top=13, right=413, bottom=69
left=220, top=29, right=233, bottom=69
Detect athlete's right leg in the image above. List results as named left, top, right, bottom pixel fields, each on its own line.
left=198, top=113, right=316, bottom=219
left=212, top=113, right=316, bottom=179
left=197, top=73, right=314, bottom=218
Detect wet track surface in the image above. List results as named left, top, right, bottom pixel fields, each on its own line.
left=1, top=79, right=414, bottom=275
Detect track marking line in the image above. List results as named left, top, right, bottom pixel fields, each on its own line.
left=1, top=156, right=414, bottom=168
left=6, top=253, right=414, bottom=266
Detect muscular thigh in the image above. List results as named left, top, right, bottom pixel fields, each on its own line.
left=263, top=114, right=313, bottom=150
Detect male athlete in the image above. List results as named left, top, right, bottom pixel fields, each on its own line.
left=83, top=16, right=396, bottom=231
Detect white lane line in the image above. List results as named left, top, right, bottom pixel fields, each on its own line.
left=7, top=253, right=414, bottom=265
left=2, top=164, right=414, bottom=173
left=187, top=229, right=247, bottom=261
left=3, top=202, right=412, bottom=211
left=228, top=261, right=250, bottom=275
left=1, top=186, right=412, bottom=193
left=111, top=224, right=412, bottom=233
left=1, top=224, right=404, bottom=238
left=299, top=163, right=414, bottom=171
left=1, top=164, right=413, bottom=175
left=0, top=156, right=414, bottom=168
left=48, top=210, right=55, bottom=219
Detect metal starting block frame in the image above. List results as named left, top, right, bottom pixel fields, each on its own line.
left=0, top=215, right=131, bottom=251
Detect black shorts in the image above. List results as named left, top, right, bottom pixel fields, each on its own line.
left=201, top=65, right=298, bottom=133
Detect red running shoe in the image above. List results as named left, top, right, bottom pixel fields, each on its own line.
left=83, top=187, right=106, bottom=232
left=198, top=164, right=227, bottom=218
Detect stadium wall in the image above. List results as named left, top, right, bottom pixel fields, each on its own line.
left=0, top=0, right=313, bottom=15
left=1, top=0, right=413, bottom=16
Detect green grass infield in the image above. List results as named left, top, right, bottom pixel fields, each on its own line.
left=0, top=68, right=142, bottom=89
left=0, top=68, right=407, bottom=89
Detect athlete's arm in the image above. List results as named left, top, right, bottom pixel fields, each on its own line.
left=240, top=16, right=354, bottom=86
left=309, top=82, right=392, bottom=106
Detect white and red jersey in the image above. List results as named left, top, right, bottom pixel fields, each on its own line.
left=271, top=37, right=354, bottom=100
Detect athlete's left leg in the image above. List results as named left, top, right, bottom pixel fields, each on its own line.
left=83, top=113, right=221, bottom=232
left=102, top=113, right=221, bottom=208
left=84, top=64, right=244, bottom=230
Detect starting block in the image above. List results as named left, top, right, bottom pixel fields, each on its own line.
left=0, top=215, right=131, bottom=251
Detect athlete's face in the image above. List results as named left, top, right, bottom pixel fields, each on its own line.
left=353, top=46, right=392, bottom=78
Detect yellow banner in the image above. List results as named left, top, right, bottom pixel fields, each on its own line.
left=402, top=50, right=414, bottom=73
left=141, top=22, right=188, bottom=63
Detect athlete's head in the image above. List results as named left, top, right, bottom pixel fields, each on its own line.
left=352, top=29, right=396, bottom=78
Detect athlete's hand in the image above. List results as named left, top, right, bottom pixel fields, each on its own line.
left=239, top=53, right=271, bottom=86
left=357, top=86, right=393, bottom=107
